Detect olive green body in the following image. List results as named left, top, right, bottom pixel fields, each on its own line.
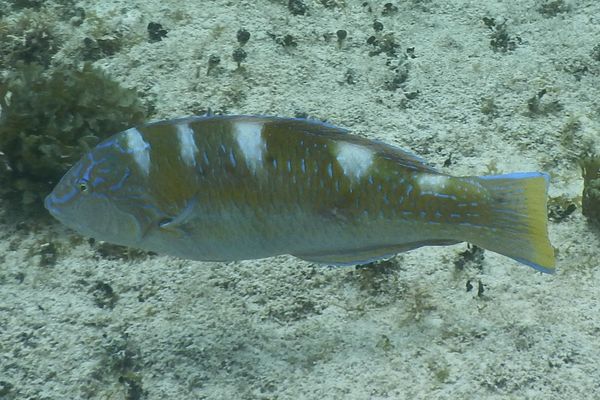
left=45, top=115, right=554, bottom=271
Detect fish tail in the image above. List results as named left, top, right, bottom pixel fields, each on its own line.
left=471, top=172, right=555, bottom=273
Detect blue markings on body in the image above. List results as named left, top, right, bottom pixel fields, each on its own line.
left=491, top=208, right=522, bottom=216
left=478, top=171, right=548, bottom=181
left=229, top=150, right=237, bottom=167
left=432, top=192, right=456, bottom=200
left=301, top=159, right=306, bottom=173
left=327, top=163, right=333, bottom=178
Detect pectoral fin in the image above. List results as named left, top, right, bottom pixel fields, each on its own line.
left=158, top=197, right=197, bottom=237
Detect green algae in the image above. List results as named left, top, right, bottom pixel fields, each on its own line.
left=0, top=62, right=146, bottom=209
left=581, top=155, right=600, bottom=225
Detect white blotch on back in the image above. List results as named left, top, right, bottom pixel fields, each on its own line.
left=176, top=123, right=198, bottom=167
left=335, top=142, right=373, bottom=180
left=234, top=121, right=266, bottom=174
left=124, top=128, right=150, bottom=176
left=417, top=174, right=450, bottom=191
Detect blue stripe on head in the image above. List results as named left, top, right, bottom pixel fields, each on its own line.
left=82, top=154, right=112, bottom=185
left=69, top=161, right=84, bottom=177
left=96, top=137, right=120, bottom=150
left=47, top=186, right=79, bottom=205
left=82, top=155, right=94, bottom=182
left=109, top=167, right=131, bottom=192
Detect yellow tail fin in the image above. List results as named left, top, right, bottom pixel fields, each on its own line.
left=473, top=172, right=555, bottom=273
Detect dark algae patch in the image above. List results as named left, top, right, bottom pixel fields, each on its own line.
left=0, top=63, right=146, bottom=209
left=548, top=196, right=577, bottom=223
left=582, top=156, right=600, bottom=225
left=482, top=17, right=521, bottom=53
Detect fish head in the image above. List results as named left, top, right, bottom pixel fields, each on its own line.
left=44, top=133, right=150, bottom=246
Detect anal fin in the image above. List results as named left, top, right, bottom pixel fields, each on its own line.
left=293, top=240, right=459, bottom=266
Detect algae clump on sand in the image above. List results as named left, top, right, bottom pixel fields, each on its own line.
left=582, top=156, right=600, bottom=225
left=0, top=62, right=146, bottom=209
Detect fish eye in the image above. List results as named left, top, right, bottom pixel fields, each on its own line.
left=77, top=179, right=90, bottom=194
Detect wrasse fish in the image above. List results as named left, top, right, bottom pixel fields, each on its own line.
left=45, top=115, right=555, bottom=272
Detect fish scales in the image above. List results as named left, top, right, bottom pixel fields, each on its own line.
left=45, top=115, right=555, bottom=272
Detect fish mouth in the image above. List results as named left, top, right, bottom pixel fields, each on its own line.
left=44, top=193, right=61, bottom=218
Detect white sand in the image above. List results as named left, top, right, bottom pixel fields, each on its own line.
left=1, top=0, right=600, bottom=399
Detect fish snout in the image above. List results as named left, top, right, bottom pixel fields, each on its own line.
left=44, top=193, right=60, bottom=218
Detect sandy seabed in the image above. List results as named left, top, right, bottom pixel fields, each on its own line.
left=1, top=0, right=600, bottom=399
